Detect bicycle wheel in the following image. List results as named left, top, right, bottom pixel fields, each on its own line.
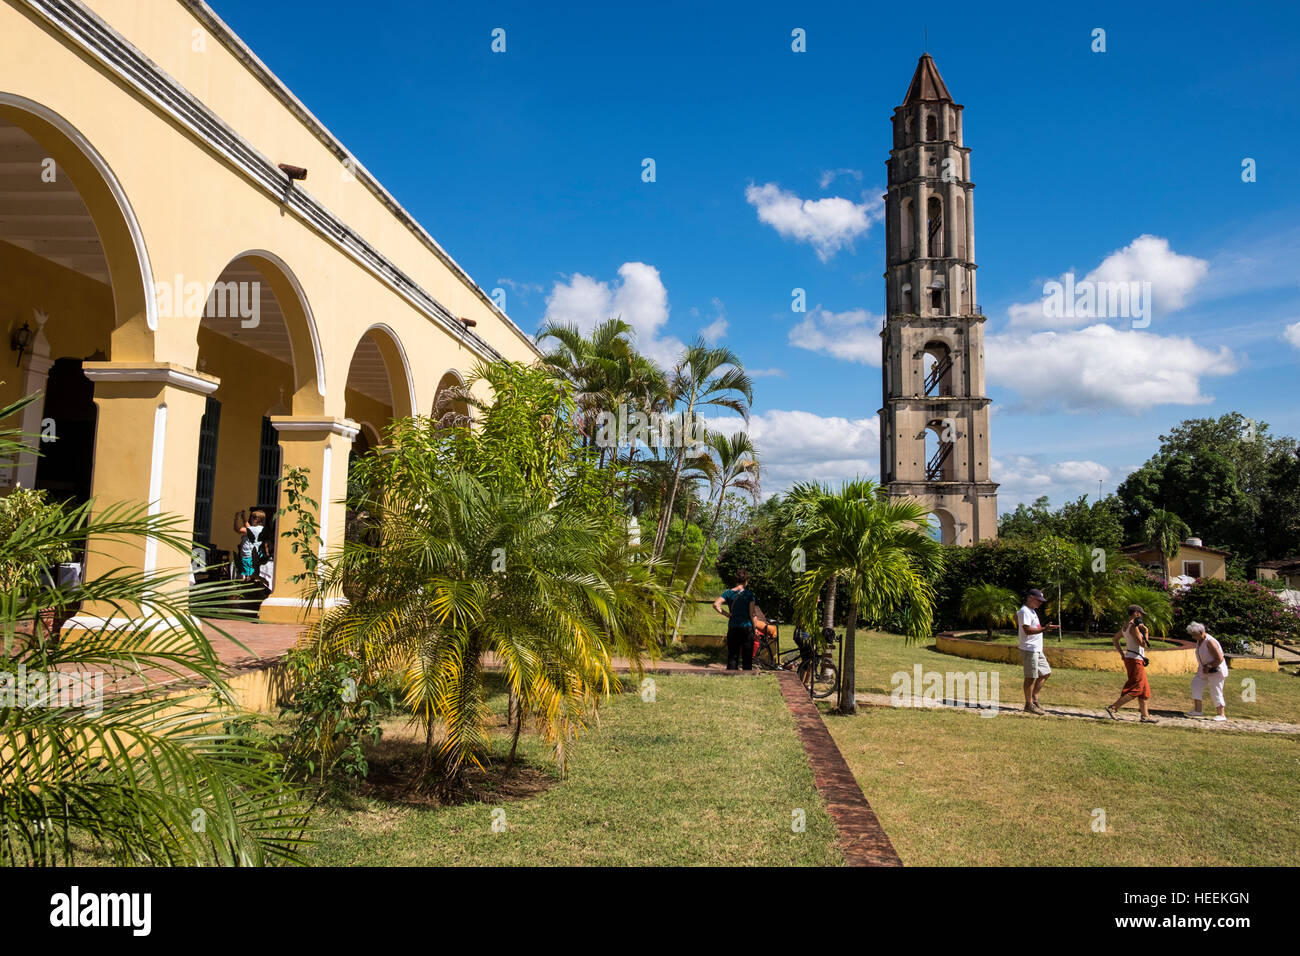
left=801, top=659, right=837, bottom=699
left=754, top=639, right=776, bottom=670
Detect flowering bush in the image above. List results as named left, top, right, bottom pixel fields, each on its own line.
left=1171, top=577, right=1300, bottom=646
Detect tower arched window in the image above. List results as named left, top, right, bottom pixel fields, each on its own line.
left=900, top=197, right=915, bottom=259
left=924, top=421, right=956, bottom=481
left=925, top=113, right=938, bottom=141
left=926, top=196, right=944, bottom=258
left=922, top=341, right=953, bottom=395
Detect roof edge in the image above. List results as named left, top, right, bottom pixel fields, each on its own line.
left=178, top=0, right=539, bottom=357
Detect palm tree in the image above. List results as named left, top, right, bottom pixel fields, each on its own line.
left=651, top=340, right=753, bottom=561
left=959, top=583, right=1019, bottom=639
left=1115, top=583, right=1172, bottom=637
left=1142, top=509, right=1191, bottom=586
left=306, top=419, right=671, bottom=793
left=1061, top=545, right=1136, bottom=634
left=782, top=481, right=943, bottom=714
left=671, top=430, right=759, bottom=641
left=0, top=395, right=308, bottom=865
left=537, top=317, right=633, bottom=447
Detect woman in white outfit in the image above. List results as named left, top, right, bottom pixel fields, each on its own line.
left=1185, top=622, right=1228, bottom=721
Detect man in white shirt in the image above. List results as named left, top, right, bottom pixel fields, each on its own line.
left=1017, top=588, right=1058, bottom=714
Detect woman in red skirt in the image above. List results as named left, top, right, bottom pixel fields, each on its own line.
left=1105, top=604, right=1159, bottom=723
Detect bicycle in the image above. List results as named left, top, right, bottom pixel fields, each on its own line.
left=754, top=621, right=839, bottom=699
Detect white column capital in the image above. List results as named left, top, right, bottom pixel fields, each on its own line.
left=83, top=362, right=220, bottom=396
left=270, top=416, right=360, bottom=440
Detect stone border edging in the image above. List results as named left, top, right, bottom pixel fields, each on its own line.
left=774, top=671, right=903, bottom=867
left=936, top=631, right=1198, bottom=674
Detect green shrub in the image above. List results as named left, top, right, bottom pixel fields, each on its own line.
left=0, top=486, right=74, bottom=592
left=715, top=520, right=794, bottom=620
left=1172, top=577, right=1300, bottom=645
left=933, top=539, right=1038, bottom=630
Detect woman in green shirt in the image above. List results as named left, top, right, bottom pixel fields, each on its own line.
left=713, top=570, right=756, bottom=670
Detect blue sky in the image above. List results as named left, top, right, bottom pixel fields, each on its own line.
left=210, top=0, right=1300, bottom=510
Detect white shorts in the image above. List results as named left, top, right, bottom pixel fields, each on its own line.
left=1191, top=670, right=1226, bottom=708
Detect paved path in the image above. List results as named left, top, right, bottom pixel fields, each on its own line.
left=854, top=691, right=1300, bottom=735
left=778, top=671, right=901, bottom=866
left=1267, top=643, right=1300, bottom=664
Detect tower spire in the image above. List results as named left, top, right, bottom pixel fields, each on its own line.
left=878, top=56, right=997, bottom=545
left=902, top=52, right=952, bottom=106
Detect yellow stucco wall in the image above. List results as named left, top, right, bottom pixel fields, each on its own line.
left=1, top=0, right=540, bottom=621
left=937, top=633, right=1200, bottom=674
left=1127, top=545, right=1228, bottom=581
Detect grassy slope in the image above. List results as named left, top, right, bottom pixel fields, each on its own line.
left=304, top=673, right=843, bottom=866
left=826, top=704, right=1300, bottom=866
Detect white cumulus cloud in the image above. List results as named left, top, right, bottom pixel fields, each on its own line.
left=745, top=182, right=881, bottom=262
left=1285, top=321, right=1300, bottom=351
left=818, top=168, right=863, bottom=189
left=700, top=297, right=728, bottom=344
left=704, top=409, right=880, bottom=498
left=1007, top=235, right=1209, bottom=330
left=542, top=262, right=685, bottom=368
left=788, top=308, right=882, bottom=366
left=986, top=325, right=1238, bottom=412
left=992, top=455, right=1116, bottom=511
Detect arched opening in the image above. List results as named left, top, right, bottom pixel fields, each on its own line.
left=343, top=326, right=414, bottom=554
left=192, top=253, right=322, bottom=592
left=927, top=508, right=957, bottom=545
left=343, top=325, right=416, bottom=444
left=0, top=97, right=156, bottom=607
left=922, top=341, right=954, bottom=396
left=0, top=104, right=140, bottom=500
left=954, top=194, right=967, bottom=260
left=924, top=420, right=956, bottom=482
left=432, top=369, right=469, bottom=427
left=926, top=196, right=944, bottom=258
left=925, top=113, right=938, bottom=141
left=900, top=197, right=915, bottom=260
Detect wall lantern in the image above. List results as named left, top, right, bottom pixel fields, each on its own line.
left=10, top=322, right=32, bottom=366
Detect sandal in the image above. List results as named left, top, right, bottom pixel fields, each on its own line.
left=1140, top=716, right=1160, bottom=723
left=1104, top=705, right=1119, bottom=720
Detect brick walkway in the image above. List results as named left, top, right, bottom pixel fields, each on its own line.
left=777, top=672, right=902, bottom=867
left=854, top=691, right=1300, bottom=736
left=91, top=618, right=304, bottom=697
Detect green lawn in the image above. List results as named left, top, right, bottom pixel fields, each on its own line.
left=846, top=631, right=1300, bottom=725
left=826, top=704, right=1300, bottom=866
left=678, top=601, right=734, bottom=637
left=303, top=672, right=843, bottom=866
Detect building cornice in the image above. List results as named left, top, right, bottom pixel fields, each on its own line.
left=18, top=0, right=538, bottom=364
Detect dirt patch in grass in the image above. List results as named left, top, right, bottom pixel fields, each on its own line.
left=340, top=713, right=556, bottom=808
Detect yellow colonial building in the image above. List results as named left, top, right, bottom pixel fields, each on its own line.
left=0, top=0, right=539, bottom=622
